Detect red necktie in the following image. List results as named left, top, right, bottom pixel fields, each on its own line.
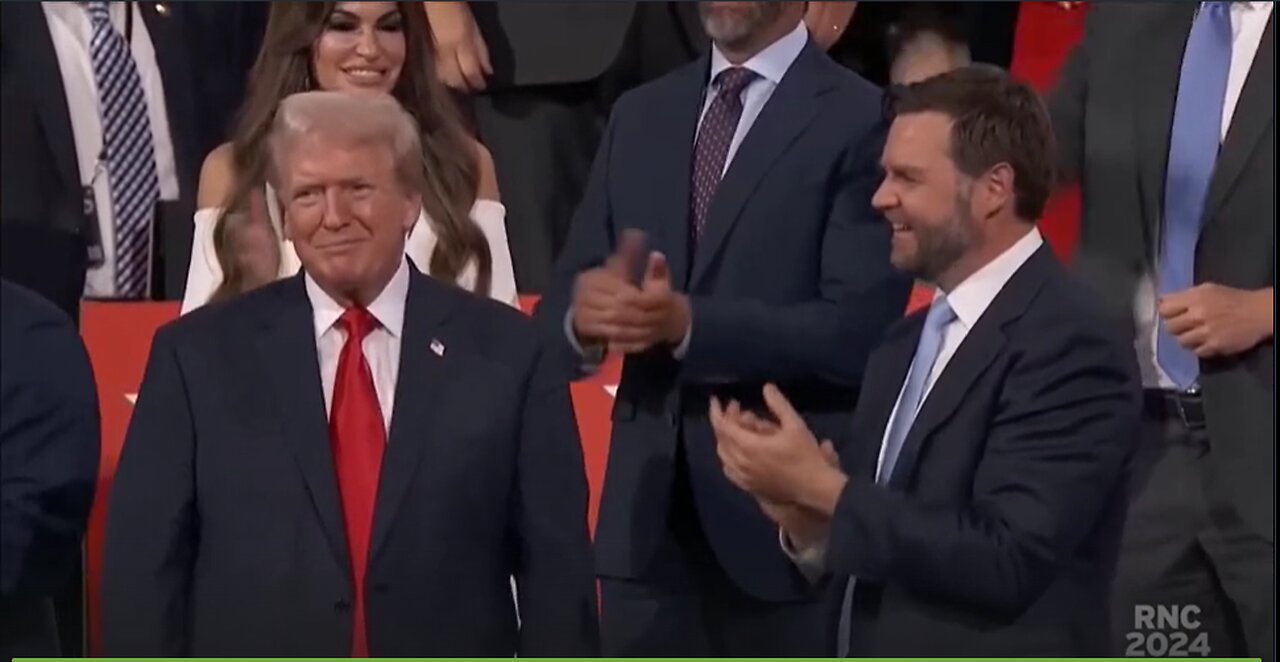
left=329, top=307, right=385, bottom=657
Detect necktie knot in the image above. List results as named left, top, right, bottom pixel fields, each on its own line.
left=715, top=67, right=758, bottom=101
left=1200, top=1, right=1230, bottom=20
left=85, top=1, right=111, bottom=24
left=338, top=307, right=378, bottom=341
left=926, top=297, right=957, bottom=331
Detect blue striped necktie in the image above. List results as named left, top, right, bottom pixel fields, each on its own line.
left=1157, top=1, right=1232, bottom=389
left=87, top=1, right=159, bottom=299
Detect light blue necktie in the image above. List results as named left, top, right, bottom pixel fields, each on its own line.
left=87, top=1, right=159, bottom=299
left=837, top=297, right=957, bottom=656
left=1157, top=2, right=1232, bottom=390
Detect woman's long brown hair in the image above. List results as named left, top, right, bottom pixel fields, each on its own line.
left=210, top=1, right=492, bottom=303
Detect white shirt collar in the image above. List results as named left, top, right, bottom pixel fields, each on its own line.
left=937, top=227, right=1044, bottom=329
left=1234, top=2, right=1271, bottom=12
left=708, top=20, right=809, bottom=88
left=305, top=257, right=410, bottom=340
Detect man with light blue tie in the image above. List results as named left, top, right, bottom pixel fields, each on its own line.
left=712, top=66, right=1143, bottom=657
left=1051, top=3, right=1274, bottom=658
left=535, top=1, right=910, bottom=655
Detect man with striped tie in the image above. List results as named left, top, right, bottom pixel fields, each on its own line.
left=0, top=2, right=258, bottom=320
left=1052, top=3, right=1274, bottom=659
left=711, top=67, right=1142, bottom=657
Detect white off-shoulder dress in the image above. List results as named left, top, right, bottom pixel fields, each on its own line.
left=180, top=185, right=519, bottom=314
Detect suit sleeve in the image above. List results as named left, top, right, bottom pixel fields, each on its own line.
left=101, top=327, right=197, bottom=656
left=511, top=342, right=601, bottom=657
left=824, top=318, right=1141, bottom=614
left=680, top=118, right=912, bottom=385
left=0, top=312, right=100, bottom=601
left=531, top=110, right=619, bottom=378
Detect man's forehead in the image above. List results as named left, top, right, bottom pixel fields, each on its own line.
left=889, top=111, right=954, bottom=142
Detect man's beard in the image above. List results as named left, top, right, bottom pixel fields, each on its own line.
left=699, top=2, right=785, bottom=49
left=907, top=195, right=977, bottom=284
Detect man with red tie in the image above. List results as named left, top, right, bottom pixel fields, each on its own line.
left=101, top=91, right=599, bottom=657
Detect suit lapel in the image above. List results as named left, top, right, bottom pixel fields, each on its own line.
left=11, top=3, right=81, bottom=193
left=370, top=274, right=456, bottom=558
left=651, top=58, right=707, bottom=289
left=1204, top=13, right=1275, bottom=227
left=254, top=276, right=351, bottom=571
left=1133, top=5, right=1197, bottom=259
left=886, top=246, right=1056, bottom=490
left=689, top=41, right=833, bottom=288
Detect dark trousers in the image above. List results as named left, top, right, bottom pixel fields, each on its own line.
left=1110, top=394, right=1274, bottom=661
left=472, top=3, right=701, bottom=293
left=599, top=451, right=826, bottom=657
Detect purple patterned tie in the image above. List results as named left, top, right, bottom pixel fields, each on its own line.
left=690, top=67, right=758, bottom=243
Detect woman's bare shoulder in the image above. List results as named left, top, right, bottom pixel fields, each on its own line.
left=198, top=143, right=237, bottom=209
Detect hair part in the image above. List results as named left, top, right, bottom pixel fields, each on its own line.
left=886, top=65, right=1056, bottom=221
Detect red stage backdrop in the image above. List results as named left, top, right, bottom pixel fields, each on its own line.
left=78, top=6, right=1088, bottom=653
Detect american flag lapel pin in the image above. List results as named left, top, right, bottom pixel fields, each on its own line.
left=430, top=339, right=446, bottom=357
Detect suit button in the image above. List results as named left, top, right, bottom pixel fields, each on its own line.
left=334, top=599, right=351, bottom=615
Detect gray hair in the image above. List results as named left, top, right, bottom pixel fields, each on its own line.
left=266, top=90, right=425, bottom=195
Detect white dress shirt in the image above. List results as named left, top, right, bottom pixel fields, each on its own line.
left=785, top=228, right=1046, bottom=573
left=699, top=20, right=810, bottom=174
left=42, top=1, right=180, bottom=299
left=565, top=20, right=811, bottom=363
left=307, top=257, right=410, bottom=432
left=181, top=189, right=518, bottom=314
left=1133, top=0, right=1273, bottom=389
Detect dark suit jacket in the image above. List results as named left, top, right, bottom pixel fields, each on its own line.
left=1050, top=4, right=1276, bottom=542
left=0, top=280, right=100, bottom=660
left=826, top=245, right=1141, bottom=657
left=535, top=37, right=912, bottom=602
left=471, top=2, right=704, bottom=90
left=102, top=272, right=599, bottom=657
left=0, top=2, right=248, bottom=316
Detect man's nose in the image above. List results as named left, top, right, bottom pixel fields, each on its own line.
left=320, top=188, right=349, bottom=229
left=871, top=179, right=896, bottom=212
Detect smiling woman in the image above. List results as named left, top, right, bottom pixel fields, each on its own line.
left=180, top=1, right=517, bottom=314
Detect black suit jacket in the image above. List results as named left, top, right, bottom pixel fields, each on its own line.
left=0, top=2, right=242, bottom=316
left=535, top=36, right=911, bottom=602
left=0, top=280, right=100, bottom=660
left=1050, top=4, right=1276, bottom=542
left=826, top=245, right=1141, bottom=657
left=102, top=272, right=599, bottom=657
left=471, top=2, right=704, bottom=90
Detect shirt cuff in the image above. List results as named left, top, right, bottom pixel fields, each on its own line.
left=671, top=320, right=692, bottom=360
left=563, top=306, right=605, bottom=372
left=779, top=527, right=828, bottom=584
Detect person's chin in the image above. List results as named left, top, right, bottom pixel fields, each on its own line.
left=889, top=251, right=918, bottom=276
